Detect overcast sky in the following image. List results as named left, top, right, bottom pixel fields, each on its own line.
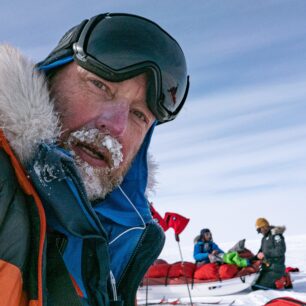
left=1, top=0, right=306, bottom=260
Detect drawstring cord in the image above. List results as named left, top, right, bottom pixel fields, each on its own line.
left=109, top=185, right=146, bottom=245
left=108, top=186, right=147, bottom=302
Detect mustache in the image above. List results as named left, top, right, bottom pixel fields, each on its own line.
left=66, top=128, right=123, bottom=169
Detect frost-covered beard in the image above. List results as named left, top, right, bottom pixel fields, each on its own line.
left=63, top=128, right=124, bottom=201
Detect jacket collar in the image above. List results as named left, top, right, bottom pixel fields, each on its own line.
left=0, top=44, right=60, bottom=165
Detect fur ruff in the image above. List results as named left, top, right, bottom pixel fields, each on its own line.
left=193, top=235, right=201, bottom=244
left=146, top=152, right=159, bottom=197
left=0, top=44, right=60, bottom=164
left=271, top=226, right=286, bottom=235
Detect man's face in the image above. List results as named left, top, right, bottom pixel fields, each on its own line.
left=258, top=226, right=270, bottom=236
left=202, top=232, right=212, bottom=241
left=50, top=62, right=155, bottom=200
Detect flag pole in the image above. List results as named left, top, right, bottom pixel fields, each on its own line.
left=145, top=276, right=149, bottom=306
left=175, top=234, right=193, bottom=305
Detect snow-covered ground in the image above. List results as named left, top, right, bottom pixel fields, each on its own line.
left=139, top=234, right=306, bottom=305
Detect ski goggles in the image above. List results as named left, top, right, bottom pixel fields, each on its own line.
left=39, top=13, right=189, bottom=123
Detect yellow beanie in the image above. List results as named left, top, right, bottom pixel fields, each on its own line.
left=255, top=218, right=270, bottom=229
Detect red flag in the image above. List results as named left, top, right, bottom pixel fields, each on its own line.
left=164, top=212, right=189, bottom=236
left=150, top=204, right=169, bottom=231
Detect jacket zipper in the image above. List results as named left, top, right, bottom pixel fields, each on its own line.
left=110, top=271, right=118, bottom=301
left=117, top=226, right=148, bottom=290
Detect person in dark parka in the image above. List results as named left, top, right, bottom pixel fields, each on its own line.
left=253, top=218, right=286, bottom=290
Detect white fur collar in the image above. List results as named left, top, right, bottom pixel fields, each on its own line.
left=271, top=226, right=286, bottom=235
left=0, top=44, right=60, bottom=165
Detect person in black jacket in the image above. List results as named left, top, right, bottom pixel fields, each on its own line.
left=253, top=217, right=286, bottom=290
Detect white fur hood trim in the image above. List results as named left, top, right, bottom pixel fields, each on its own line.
left=271, top=226, right=286, bottom=235
left=146, top=152, right=158, bottom=197
left=0, top=44, right=60, bottom=164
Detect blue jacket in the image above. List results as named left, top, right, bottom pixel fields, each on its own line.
left=193, top=240, right=224, bottom=263
left=24, top=124, right=164, bottom=306
left=0, top=47, right=164, bottom=306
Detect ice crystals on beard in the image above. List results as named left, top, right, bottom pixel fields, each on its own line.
left=70, top=128, right=123, bottom=169
left=71, top=129, right=100, bottom=142
left=74, top=155, right=109, bottom=200
left=101, top=135, right=123, bottom=169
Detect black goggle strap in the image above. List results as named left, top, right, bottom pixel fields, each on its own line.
left=54, top=19, right=89, bottom=54
left=37, top=56, right=74, bottom=71
left=73, top=14, right=108, bottom=62
left=37, top=19, right=89, bottom=71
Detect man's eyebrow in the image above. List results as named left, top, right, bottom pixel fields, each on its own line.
left=76, top=66, right=98, bottom=79
left=77, top=67, right=113, bottom=87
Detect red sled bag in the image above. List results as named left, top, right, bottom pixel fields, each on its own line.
left=145, top=263, right=170, bottom=278
left=275, top=273, right=293, bottom=289
left=236, top=266, right=257, bottom=277
left=218, top=264, right=239, bottom=280
left=264, top=297, right=306, bottom=305
left=194, top=263, right=219, bottom=280
left=237, top=248, right=254, bottom=259
left=275, top=276, right=287, bottom=289
left=285, top=267, right=300, bottom=273
left=168, top=262, right=195, bottom=278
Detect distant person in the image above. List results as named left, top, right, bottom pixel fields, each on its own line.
left=253, top=218, right=287, bottom=290
left=193, top=228, right=224, bottom=263
left=193, top=229, right=250, bottom=268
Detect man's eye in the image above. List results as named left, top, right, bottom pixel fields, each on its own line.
left=90, top=79, right=107, bottom=91
left=131, top=110, right=147, bottom=123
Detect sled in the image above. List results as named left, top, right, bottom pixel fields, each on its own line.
left=137, top=272, right=259, bottom=299
left=137, top=296, right=237, bottom=305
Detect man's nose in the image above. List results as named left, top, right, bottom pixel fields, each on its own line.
left=95, top=101, right=129, bottom=137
